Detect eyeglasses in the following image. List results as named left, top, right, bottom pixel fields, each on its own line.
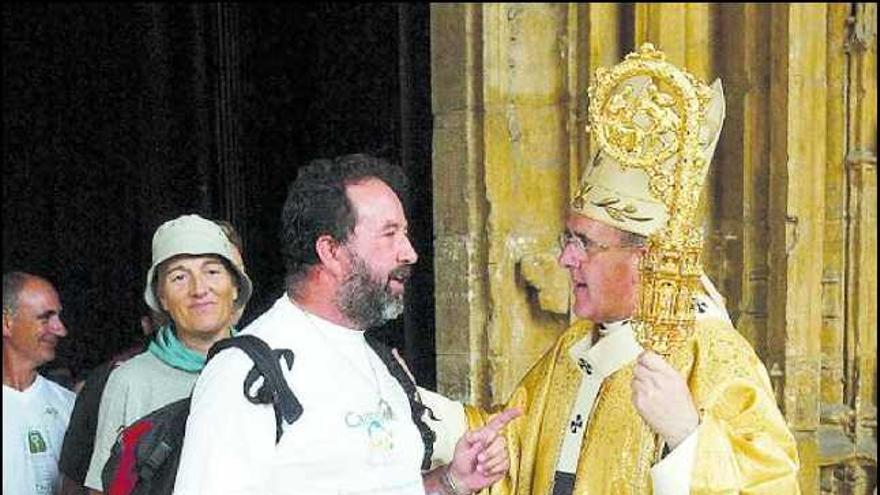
left=557, top=231, right=634, bottom=256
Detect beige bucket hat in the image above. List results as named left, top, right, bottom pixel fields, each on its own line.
left=144, top=214, right=253, bottom=314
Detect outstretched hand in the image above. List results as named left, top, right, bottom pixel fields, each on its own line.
left=448, top=408, right=522, bottom=493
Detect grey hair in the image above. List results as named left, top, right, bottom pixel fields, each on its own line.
left=3, top=271, right=34, bottom=316
left=620, top=230, right=648, bottom=247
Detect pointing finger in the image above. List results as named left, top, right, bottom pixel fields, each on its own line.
left=486, top=407, right=523, bottom=432
left=469, top=426, right=498, bottom=447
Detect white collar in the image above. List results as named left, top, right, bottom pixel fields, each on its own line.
left=596, top=319, right=631, bottom=337
left=568, top=320, right=642, bottom=378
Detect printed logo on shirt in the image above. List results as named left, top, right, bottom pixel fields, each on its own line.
left=27, top=429, right=47, bottom=454
left=44, top=406, right=59, bottom=417
left=345, top=398, right=396, bottom=464
left=35, top=480, right=54, bottom=495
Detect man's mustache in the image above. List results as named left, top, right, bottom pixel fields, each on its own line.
left=388, top=265, right=413, bottom=283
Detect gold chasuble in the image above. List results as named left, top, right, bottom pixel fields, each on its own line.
left=464, top=302, right=800, bottom=494
left=463, top=44, right=800, bottom=494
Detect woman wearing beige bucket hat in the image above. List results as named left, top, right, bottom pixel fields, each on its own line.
left=82, top=214, right=252, bottom=493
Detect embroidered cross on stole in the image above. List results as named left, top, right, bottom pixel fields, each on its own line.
left=550, top=321, right=643, bottom=495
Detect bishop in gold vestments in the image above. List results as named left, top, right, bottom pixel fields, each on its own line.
left=424, top=45, right=800, bottom=495
left=463, top=304, right=800, bottom=494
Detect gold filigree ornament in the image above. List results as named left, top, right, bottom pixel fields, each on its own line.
left=576, top=43, right=726, bottom=354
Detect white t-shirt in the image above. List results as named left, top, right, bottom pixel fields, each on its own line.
left=173, top=295, right=426, bottom=495
left=3, top=375, right=76, bottom=495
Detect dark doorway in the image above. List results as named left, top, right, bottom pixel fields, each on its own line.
left=2, top=3, right=435, bottom=388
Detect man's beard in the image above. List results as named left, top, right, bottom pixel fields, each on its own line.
left=336, top=255, right=411, bottom=329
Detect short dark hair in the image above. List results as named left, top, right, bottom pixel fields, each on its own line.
left=280, top=153, right=409, bottom=292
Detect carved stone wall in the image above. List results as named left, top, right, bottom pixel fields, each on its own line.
left=431, top=4, right=877, bottom=493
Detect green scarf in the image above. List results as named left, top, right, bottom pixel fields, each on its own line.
left=148, top=323, right=237, bottom=373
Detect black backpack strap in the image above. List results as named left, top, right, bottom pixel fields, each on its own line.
left=364, top=335, right=436, bottom=470
left=208, top=335, right=303, bottom=443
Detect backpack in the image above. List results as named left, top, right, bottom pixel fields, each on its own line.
left=101, top=335, right=303, bottom=495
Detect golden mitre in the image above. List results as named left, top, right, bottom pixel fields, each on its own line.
left=574, top=43, right=726, bottom=353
